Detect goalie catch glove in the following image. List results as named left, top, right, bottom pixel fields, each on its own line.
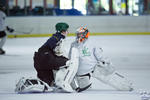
left=15, top=77, right=53, bottom=93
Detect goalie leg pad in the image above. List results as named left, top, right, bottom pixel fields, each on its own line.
left=107, top=72, right=133, bottom=91
left=55, top=47, right=79, bottom=92
left=55, top=67, right=73, bottom=91
left=93, top=65, right=133, bottom=91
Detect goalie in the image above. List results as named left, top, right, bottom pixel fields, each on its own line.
left=69, top=26, right=133, bottom=92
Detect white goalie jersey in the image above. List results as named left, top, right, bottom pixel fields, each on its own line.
left=69, top=38, right=105, bottom=75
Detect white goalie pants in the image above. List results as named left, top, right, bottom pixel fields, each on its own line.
left=71, top=73, right=92, bottom=92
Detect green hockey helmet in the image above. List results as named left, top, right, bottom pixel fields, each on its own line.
left=55, top=22, right=69, bottom=32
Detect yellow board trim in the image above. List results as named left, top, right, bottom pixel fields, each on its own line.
left=7, top=32, right=150, bottom=38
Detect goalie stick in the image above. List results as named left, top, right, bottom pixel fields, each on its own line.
left=14, top=28, right=34, bottom=34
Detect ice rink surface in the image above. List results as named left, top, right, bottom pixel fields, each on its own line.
left=0, top=35, right=150, bottom=100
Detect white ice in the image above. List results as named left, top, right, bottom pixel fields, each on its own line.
left=0, top=35, right=150, bottom=100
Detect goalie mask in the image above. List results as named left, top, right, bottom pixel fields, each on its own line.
left=76, top=26, right=89, bottom=43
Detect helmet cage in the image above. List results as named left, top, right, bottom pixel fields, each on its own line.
left=76, top=27, right=89, bottom=42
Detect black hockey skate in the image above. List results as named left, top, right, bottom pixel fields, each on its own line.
left=0, top=48, right=5, bottom=55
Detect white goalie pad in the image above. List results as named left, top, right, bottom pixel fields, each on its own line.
left=15, top=77, right=53, bottom=93
left=93, top=62, right=133, bottom=91
left=55, top=47, right=79, bottom=92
